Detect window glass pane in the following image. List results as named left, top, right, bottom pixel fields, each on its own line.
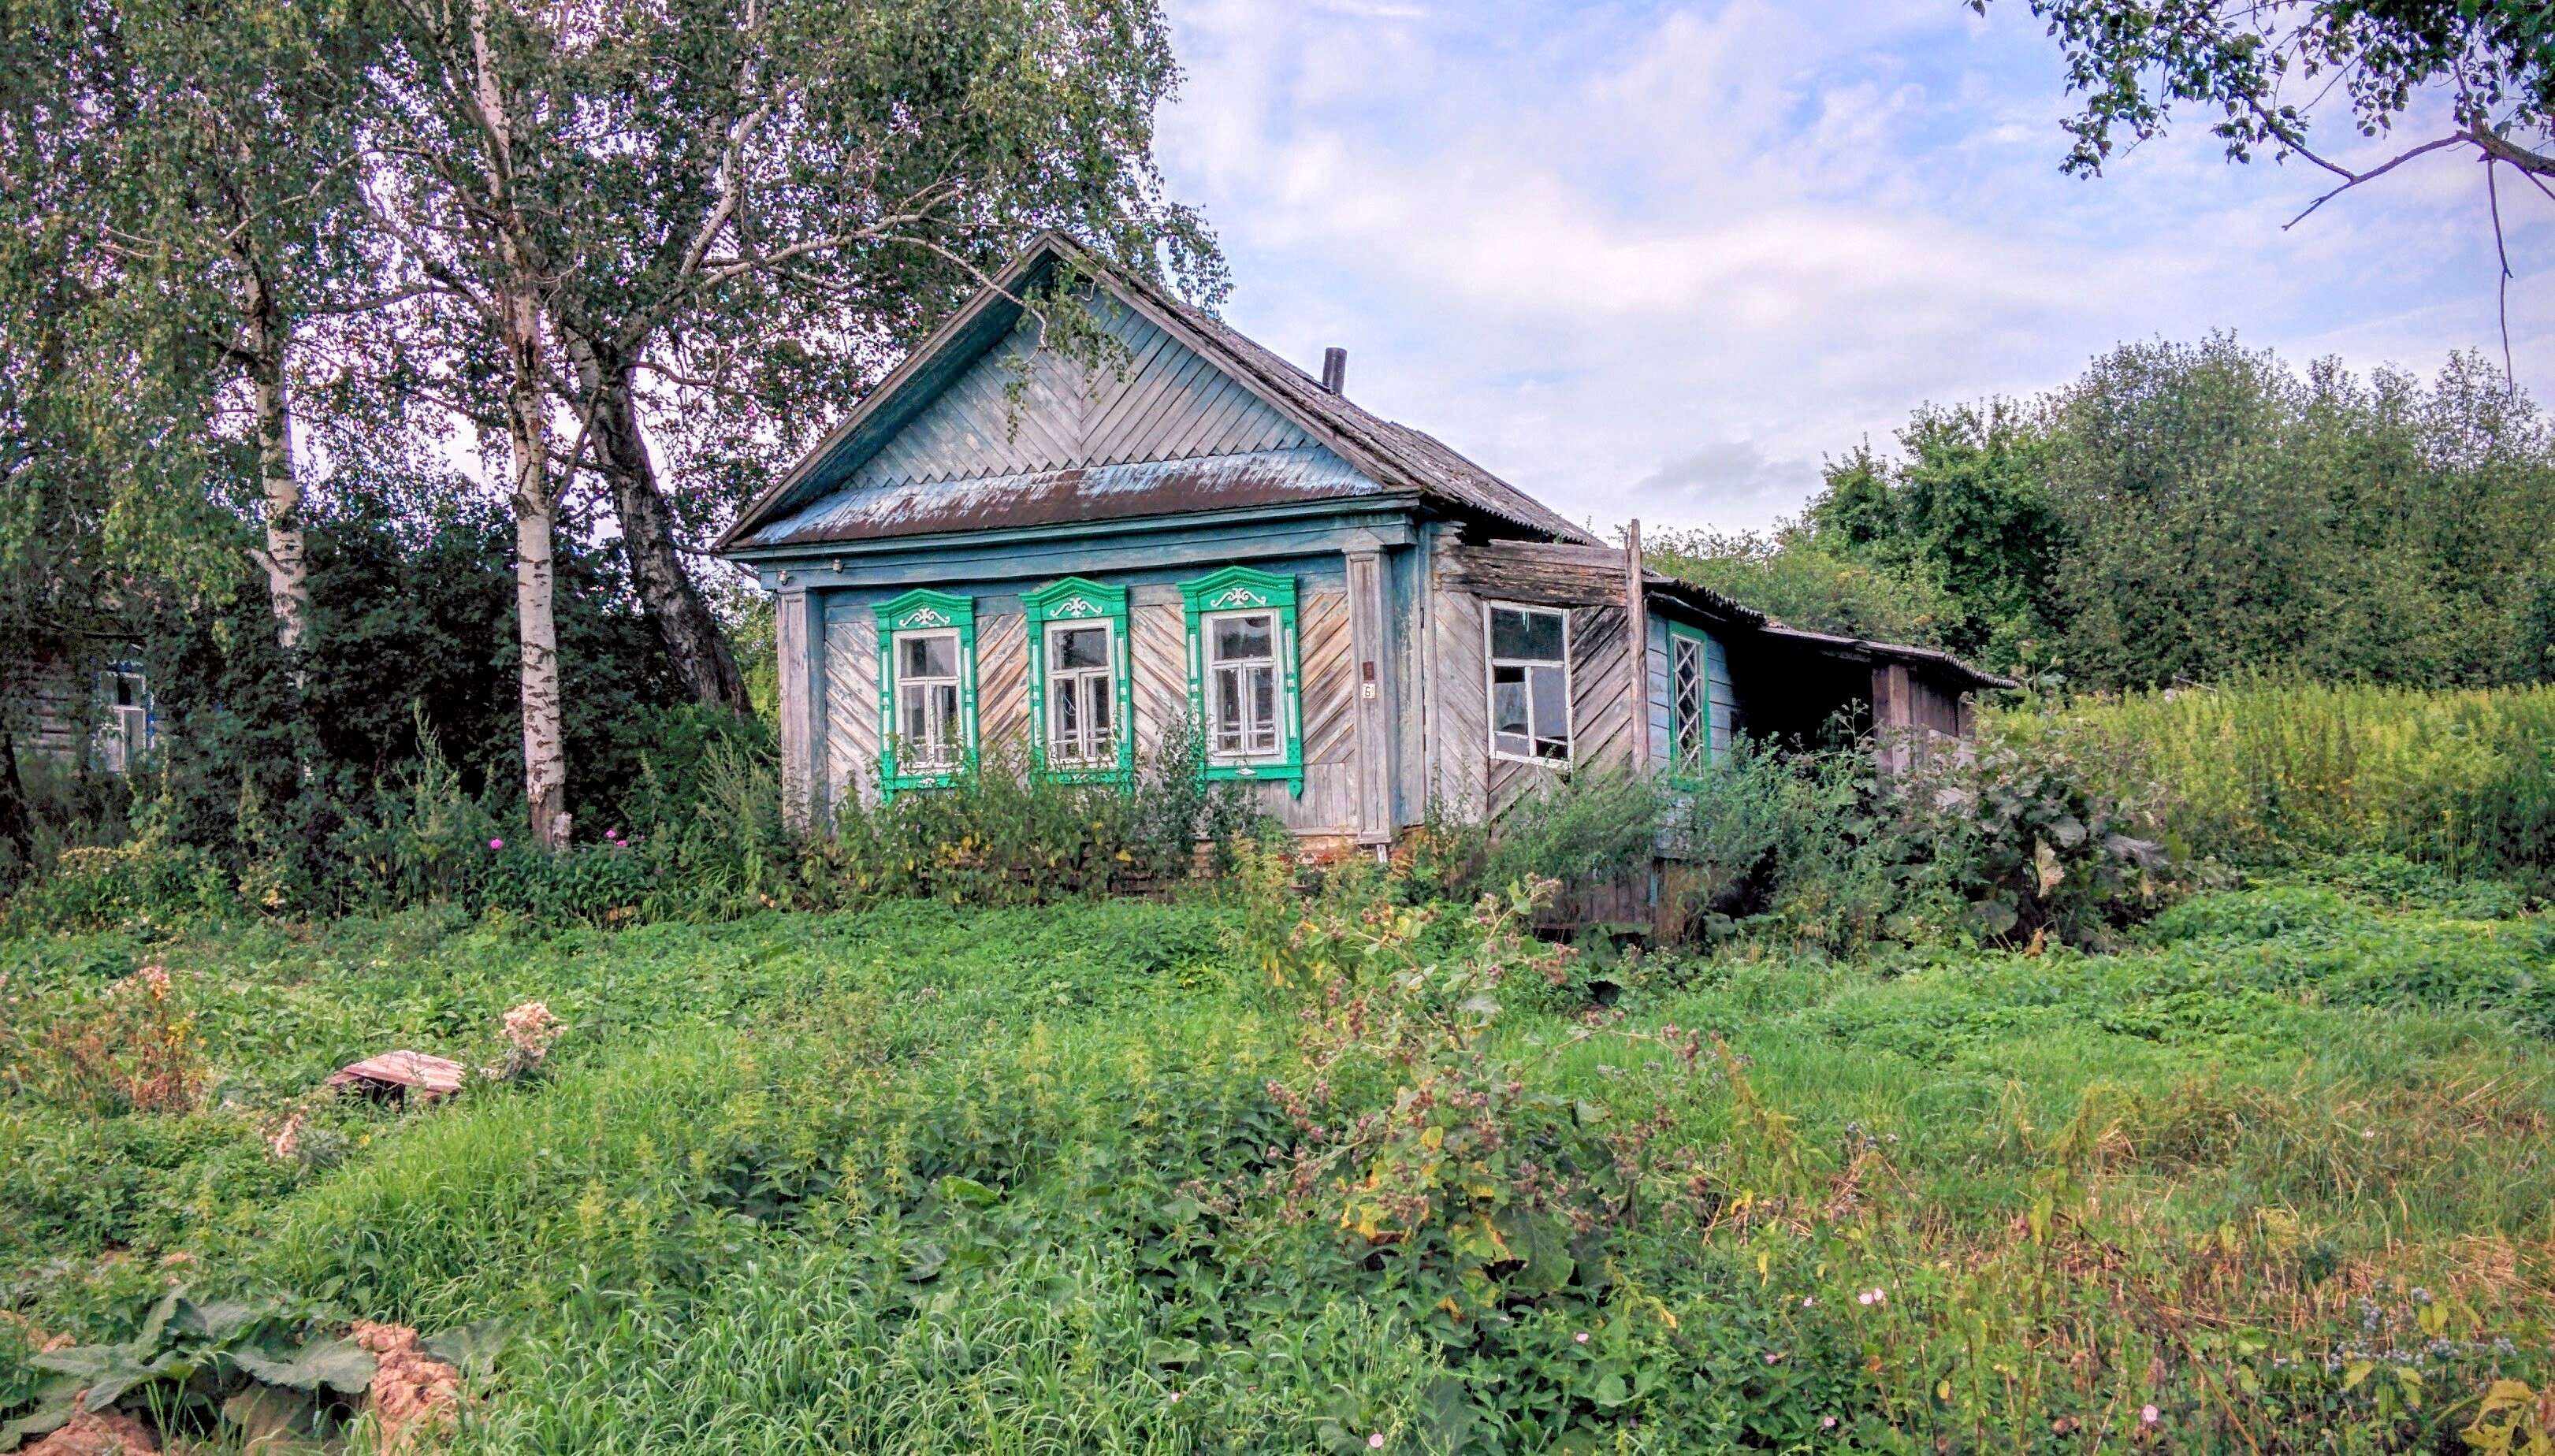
left=1055, top=675, right=1080, bottom=742
left=932, top=685, right=959, bottom=748
left=1490, top=607, right=1564, bottom=662
left=1213, top=613, right=1273, bottom=663
left=1251, top=667, right=1276, bottom=750
left=899, top=632, right=957, bottom=680
left=1086, top=676, right=1111, bottom=736
left=1530, top=664, right=1568, bottom=758
left=1055, top=626, right=1109, bottom=670
left=1214, top=667, right=1240, bottom=750
left=902, top=684, right=927, bottom=745
left=1492, top=667, right=1529, bottom=738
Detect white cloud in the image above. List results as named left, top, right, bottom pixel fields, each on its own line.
left=1158, top=0, right=2553, bottom=533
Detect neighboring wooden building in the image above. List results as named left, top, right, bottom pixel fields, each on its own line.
left=716, top=236, right=2005, bottom=853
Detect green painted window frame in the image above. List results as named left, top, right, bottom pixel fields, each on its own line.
left=875, top=589, right=978, bottom=799
left=1024, top=577, right=1134, bottom=785
left=1178, top=566, right=1304, bottom=797
left=1666, top=619, right=1713, bottom=788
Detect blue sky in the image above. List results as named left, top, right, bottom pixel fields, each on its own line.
left=1153, top=0, right=2555, bottom=534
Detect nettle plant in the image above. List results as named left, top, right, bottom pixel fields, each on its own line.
left=1241, top=871, right=1708, bottom=1328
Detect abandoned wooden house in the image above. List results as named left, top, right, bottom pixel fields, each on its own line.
left=716, top=235, right=2004, bottom=858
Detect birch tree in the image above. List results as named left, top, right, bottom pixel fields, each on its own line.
left=535, top=0, right=1219, bottom=714
left=355, top=0, right=1216, bottom=844
left=359, top=0, right=584, bottom=846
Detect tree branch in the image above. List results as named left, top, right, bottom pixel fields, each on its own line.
left=2280, top=133, right=2467, bottom=230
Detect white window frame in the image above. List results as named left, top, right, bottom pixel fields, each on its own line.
left=1043, top=618, right=1120, bottom=767
left=891, top=627, right=966, bottom=771
left=1485, top=601, right=1572, bottom=765
left=1201, top=607, right=1285, bottom=765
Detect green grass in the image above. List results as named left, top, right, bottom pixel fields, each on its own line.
left=5, top=866, right=2553, bottom=1452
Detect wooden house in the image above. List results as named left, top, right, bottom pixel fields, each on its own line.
left=716, top=236, right=2005, bottom=856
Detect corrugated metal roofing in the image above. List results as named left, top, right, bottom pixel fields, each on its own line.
left=739, top=448, right=1389, bottom=547
left=719, top=235, right=1601, bottom=553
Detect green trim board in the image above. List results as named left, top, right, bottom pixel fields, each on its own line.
left=874, top=589, right=978, bottom=797
left=1023, top=577, right=1134, bottom=784
left=1177, top=566, right=1304, bottom=797
left=1666, top=618, right=1713, bottom=787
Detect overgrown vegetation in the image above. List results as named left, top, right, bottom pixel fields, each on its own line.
left=5, top=809, right=2552, bottom=1451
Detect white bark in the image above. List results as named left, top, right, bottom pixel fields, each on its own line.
left=472, top=0, right=571, bottom=849
left=240, top=266, right=307, bottom=651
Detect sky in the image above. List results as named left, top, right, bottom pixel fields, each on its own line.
left=1151, top=0, right=2555, bottom=536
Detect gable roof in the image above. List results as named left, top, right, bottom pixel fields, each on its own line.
left=717, top=235, right=1600, bottom=553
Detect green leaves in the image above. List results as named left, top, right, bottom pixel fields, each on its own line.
left=229, top=1339, right=376, bottom=1395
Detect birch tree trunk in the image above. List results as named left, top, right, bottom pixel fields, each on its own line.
left=470, top=0, right=570, bottom=849
left=237, top=262, right=308, bottom=651
left=507, top=315, right=569, bottom=849
left=567, top=334, right=747, bottom=711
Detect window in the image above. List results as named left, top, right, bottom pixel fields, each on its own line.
left=1669, top=624, right=1713, bottom=784
left=873, top=589, right=977, bottom=795
left=1208, top=612, right=1279, bottom=757
left=1177, top=566, right=1304, bottom=793
left=895, top=631, right=964, bottom=768
left=1487, top=604, right=1570, bottom=763
left=1045, top=621, right=1118, bottom=764
left=1024, top=577, right=1132, bottom=782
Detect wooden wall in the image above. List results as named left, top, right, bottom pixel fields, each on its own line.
left=1430, top=540, right=1654, bottom=819
left=978, top=611, right=1031, bottom=750
left=822, top=614, right=876, bottom=809
left=805, top=576, right=1363, bottom=839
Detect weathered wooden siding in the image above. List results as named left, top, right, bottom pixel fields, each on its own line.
left=822, top=611, right=876, bottom=809
left=1283, top=589, right=1359, bottom=836
left=1426, top=577, right=1488, bottom=818
left=1130, top=591, right=1189, bottom=756
left=977, top=611, right=1030, bottom=754
left=846, top=301, right=1314, bottom=492
left=1568, top=604, right=1638, bottom=771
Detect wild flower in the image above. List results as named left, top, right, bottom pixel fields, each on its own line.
left=1368, top=1435, right=1385, bottom=1449
left=489, top=838, right=504, bottom=850
left=484, top=1001, right=566, bottom=1081
left=1575, top=1332, right=1590, bottom=1343
left=2141, top=1404, right=2159, bottom=1425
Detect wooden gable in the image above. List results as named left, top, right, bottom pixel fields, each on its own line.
left=846, top=299, right=1316, bottom=492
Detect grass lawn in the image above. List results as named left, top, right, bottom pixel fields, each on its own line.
left=5, top=864, right=2552, bottom=1452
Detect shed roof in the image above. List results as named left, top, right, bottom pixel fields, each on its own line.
left=1752, top=624, right=2018, bottom=693
left=718, top=235, right=1599, bottom=553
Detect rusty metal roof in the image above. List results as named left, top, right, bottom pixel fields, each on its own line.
left=738, top=448, right=1393, bottom=547
left=718, top=235, right=1601, bottom=554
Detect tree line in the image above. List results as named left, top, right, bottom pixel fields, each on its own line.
left=1653, top=337, right=2555, bottom=694
left=0, top=0, right=1218, bottom=877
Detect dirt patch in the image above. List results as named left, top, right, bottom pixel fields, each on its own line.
left=24, top=1407, right=157, bottom=1455
left=350, top=1321, right=460, bottom=1452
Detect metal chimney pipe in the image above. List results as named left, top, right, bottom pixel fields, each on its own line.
left=1321, top=347, right=1347, bottom=394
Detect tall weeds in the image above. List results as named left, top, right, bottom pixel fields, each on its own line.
left=1994, top=677, right=2555, bottom=891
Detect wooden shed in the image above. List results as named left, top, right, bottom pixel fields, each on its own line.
left=717, top=235, right=2005, bottom=855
